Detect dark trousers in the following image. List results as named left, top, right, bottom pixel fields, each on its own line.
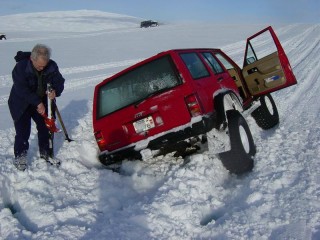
left=14, top=106, right=49, bottom=158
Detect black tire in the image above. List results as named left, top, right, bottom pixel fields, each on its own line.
left=251, top=93, right=279, bottom=130
left=219, top=110, right=256, bottom=174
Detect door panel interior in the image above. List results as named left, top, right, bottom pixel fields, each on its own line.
left=242, top=26, right=297, bottom=97
left=242, top=52, right=285, bottom=95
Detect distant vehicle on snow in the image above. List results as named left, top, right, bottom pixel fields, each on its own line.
left=140, top=20, right=158, bottom=28
left=0, top=34, right=6, bottom=40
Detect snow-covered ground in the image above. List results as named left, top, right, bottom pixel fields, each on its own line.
left=0, top=10, right=319, bottom=240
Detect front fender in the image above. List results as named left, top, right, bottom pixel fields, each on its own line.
left=213, top=91, right=243, bottom=130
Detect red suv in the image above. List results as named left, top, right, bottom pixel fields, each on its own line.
left=93, top=26, right=296, bottom=174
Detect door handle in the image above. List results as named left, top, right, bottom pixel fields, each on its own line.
left=248, top=66, right=280, bottom=75
left=247, top=67, right=258, bottom=74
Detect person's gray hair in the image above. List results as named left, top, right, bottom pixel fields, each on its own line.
left=31, top=44, right=51, bottom=62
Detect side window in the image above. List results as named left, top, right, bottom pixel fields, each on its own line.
left=215, top=53, right=234, bottom=70
left=245, top=44, right=257, bottom=65
left=180, top=53, right=210, bottom=79
left=201, top=52, right=224, bottom=74
left=244, top=30, right=277, bottom=66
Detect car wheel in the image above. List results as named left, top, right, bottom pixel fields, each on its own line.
left=251, top=93, right=279, bottom=129
left=219, top=110, right=255, bottom=174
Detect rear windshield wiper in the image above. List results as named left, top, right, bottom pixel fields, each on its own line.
left=134, top=86, right=173, bottom=108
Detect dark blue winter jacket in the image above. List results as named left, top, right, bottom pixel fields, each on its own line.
left=8, top=58, right=65, bottom=122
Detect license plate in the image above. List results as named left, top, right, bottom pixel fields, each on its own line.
left=133, top=116, right=155, bottom=133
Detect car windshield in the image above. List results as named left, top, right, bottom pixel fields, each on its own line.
left=97, top=55, right=181, bottom=118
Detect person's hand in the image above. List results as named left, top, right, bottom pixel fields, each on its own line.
left=37, top=102, right=46, bottom=115
left=47, top=90, right=56, bottom=100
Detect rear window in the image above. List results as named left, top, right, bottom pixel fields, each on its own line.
left=97, top=55, right=181, bottom=118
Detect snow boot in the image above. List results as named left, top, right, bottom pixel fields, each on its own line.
left=13, top=156, right=27, bottom=171
left=40, top=154, right=61, bottom=167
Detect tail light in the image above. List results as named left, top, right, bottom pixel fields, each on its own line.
left=94, top=131, right=107, bottom=151
left=185, top=94, right=202, bottom=117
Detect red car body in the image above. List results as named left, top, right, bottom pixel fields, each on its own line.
left=93, top=26, right=296, bottom=165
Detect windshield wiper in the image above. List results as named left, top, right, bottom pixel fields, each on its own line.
left=134, top=87, right=173, bottom=108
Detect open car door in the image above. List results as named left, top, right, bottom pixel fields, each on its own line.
left=242, top=26, right=297, bottom=96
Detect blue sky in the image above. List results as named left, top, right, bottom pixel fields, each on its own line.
left=0, top=0, right=319, bottom=23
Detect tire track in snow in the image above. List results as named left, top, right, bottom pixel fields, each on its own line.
left=60, top=59, right=143, bottom=75
left=62, top=74, right=109, bottom=93
left=0, top=58, right=142, bottom=106
left=274, top=25, right=320, bottom=117
left=245, top=25, right=320, bottom=237
left=0, top=59, right=142, bottom=88
left=281, top=25, right=320, bottom=72
left=0, top=27, right=144, bottom=43
left=0, top=74, right=107, bottom=106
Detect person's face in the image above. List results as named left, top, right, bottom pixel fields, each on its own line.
left=31, top=57, right=48, bottom=71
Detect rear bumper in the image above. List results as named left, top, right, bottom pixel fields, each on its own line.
left=98, top=113, right=217, bottom=165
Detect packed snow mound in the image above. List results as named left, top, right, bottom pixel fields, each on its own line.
left=0, top=10, right=141, bottom=32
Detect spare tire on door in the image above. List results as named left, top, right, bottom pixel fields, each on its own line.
left=219, top=110, right=256, bottom=175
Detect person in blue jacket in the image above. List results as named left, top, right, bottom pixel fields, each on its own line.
left=8, top=44, right=65, bottom=171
